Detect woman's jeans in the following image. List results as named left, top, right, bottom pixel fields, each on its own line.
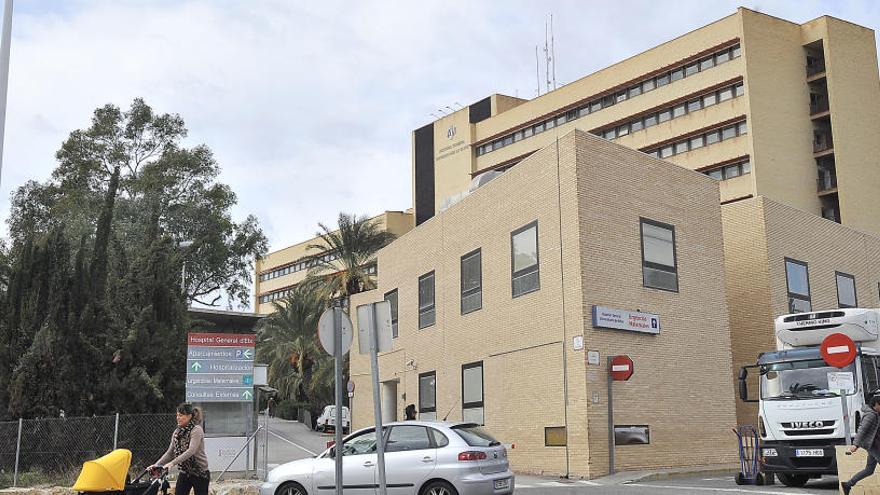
left=175, top=471, right=210, bottom=495
left=848, top=448, right=880, bottom=486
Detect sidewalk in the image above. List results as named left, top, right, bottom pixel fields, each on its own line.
left=515, top=463, right=741, bottom=486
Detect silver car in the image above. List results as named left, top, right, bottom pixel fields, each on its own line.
left=261, top=421, right=514, bottom=495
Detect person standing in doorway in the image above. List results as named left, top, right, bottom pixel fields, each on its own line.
left=267, top=397, right=276, bottom=418
left=404, top=404, right=417, bottom=420
left=842, top=395, right=880, bottom=494
left=152, top=403, right=210, bottom=495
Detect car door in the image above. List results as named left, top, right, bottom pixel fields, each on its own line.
left=381, top=425, right=437, bottom=495
left=312, top=429, right=377, bottom=495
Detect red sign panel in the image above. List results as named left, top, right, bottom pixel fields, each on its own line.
left=610, top=355, right=634, bottom=381
left=820, top=332, right=857, bottom=368
left=188, top=332, right=256, bottom=347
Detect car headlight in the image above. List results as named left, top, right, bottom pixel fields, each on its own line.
left=762, top=448, right=778, bottom=457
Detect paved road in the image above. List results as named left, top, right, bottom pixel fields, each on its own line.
left=514, top=474, right=840, bottom=494
left=266, top=417, right=334, bottom=467
left=265, top=419, right=840, bottom=494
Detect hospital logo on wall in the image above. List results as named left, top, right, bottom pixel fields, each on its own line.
left=447, top=125, right=456, bottom=140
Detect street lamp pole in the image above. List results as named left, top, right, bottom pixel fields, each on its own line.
left=0, top=0, right=14, bottom=187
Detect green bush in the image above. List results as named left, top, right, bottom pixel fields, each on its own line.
left=275, top=400, right=302, bottom=420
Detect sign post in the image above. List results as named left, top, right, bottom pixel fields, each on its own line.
left=607, top=355, right=634, bottom=475
left=820, top=333, right=857, bottom=445
left=357, top=301, right=393, bottom=495
left=318, top=305, right=353, bottom=495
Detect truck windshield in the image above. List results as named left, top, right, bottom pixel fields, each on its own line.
left=761, top=359, right=855, bottom=400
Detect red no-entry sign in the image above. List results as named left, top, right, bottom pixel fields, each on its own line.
left=610, top=355, right=634, bottom=381
left=820, top=333, right=857, bottom=368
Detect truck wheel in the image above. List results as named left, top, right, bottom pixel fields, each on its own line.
left=777, top=473, right=809, bottom=487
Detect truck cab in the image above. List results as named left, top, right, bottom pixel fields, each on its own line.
left=740, top=308, right=880, bottom=487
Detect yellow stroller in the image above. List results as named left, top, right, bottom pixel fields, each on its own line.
left=72, top=449, right=169, bottom=495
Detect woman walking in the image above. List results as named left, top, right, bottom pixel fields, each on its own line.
left=842, top=395, right=880, bottom=494
left=152, top=403, right=211, bottom=495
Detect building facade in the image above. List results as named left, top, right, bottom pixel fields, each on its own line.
left=721, top=196, right=880, bottom=425
left=414, top=8, right=880, bottom=235
left=351, top=131, right=739, bottom=478
left=254, top=211, right=413, bottom=314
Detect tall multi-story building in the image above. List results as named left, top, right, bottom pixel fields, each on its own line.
left=414, top=8, right=880, bottom=234
left=254, top=211, right=413, bottom=314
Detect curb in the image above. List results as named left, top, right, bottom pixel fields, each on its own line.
left=629, top=466, right=740, bottom=483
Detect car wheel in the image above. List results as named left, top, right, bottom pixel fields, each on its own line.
left=776, top=473, right=809, bottom=487
left=420, top=480, right=458, bottom=495
left=277, top=481, right=307, bottom=495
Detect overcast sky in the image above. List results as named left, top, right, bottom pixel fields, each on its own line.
left=2, top=1, right=878, bottom=280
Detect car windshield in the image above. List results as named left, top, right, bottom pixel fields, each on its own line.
left=451, top=424, right=501, bottom=447
left=761, top=359, right=854, bottom=400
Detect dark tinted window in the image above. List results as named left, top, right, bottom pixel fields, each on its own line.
left=452, top=424, right=500, bottom=447
left=429, top=428, right=449, bottom=448
left=385, top=425, right=432, bottom=452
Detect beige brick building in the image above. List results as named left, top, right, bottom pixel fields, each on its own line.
left=350, top=130, right=739, bottom=478
left=722, top=196, right=880, bottom=425
left=254, top=211, right=413, bottom=314
left=414, top=8, right=880, bottom=236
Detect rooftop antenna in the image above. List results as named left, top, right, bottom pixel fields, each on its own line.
left=543, top=20, right=551, bottom=93
left=535, top=45, right=540, bottom=97
left=453, top=102, right=464, bottom=109
left=550, top=13, right=557, bottom=90
left=445, top=105, right=456, bottom=113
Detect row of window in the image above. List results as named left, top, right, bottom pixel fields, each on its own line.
left=474, top=43, right=742, bottom=157
left=258, top=251, right=339, bottom=282
left=704, top=159, right=751, bottom=181
left=418, top=362, right=484, bottom=424
left=382, top=218, right=679, bottom=336
left=645, top=120, right=748, bottom=159
left=784, top=258, right=858, bottom=313
left=258, top=264, right=377, bottom=304
left=598, top=82, right=744, bottom=141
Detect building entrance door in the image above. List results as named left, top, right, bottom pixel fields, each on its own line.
left=381, top=380, right=398, bottom=423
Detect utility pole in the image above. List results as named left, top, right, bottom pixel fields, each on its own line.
left=0, top=0, right=14, bottom=188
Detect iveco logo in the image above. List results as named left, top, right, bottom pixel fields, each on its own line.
left=447, top=125, right=457, bottom=140
left=791, top=421, right=824, bottom=428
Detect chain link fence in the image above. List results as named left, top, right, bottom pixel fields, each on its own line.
left=0, top=413, right=175, bottom=489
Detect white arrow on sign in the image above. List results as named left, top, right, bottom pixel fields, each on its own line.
left=242, top=390, right=253, bottom=400
left=243, top=349, right=253, bottom=359
left=191, top=362, right=202, bottom=372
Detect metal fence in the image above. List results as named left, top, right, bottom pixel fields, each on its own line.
left=0, top=413, right=175, bottom=489
left=0, top=413, right=272, bottom=489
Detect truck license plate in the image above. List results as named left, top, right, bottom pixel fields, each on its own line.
left=494, top=479, right=510, bottom=490
left=795, top=449, right=824, bottom=457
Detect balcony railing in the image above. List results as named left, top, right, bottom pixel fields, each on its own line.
left=817, top=174, right=837, bottom=192
left=813, top=134, right=834, bottom=153
left=822, top=206, right=840, bottom=223
left=806, top=63, right=826, bottom=77
left=810, top=100, right=829, bottom=114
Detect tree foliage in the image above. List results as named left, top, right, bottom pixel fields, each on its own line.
left=306, top=213, right=396, bottom=301
left=0, top=99, right=265, bottom=419
left=8, top=98, right=267, bottom=307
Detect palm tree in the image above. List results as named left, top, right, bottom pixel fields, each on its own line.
left=305, top=213, right=397, bottom=302
left=256, top=285, right=327, bottom=404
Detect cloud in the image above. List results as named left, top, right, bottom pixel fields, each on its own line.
left=1, top=0, right=877, bottom=307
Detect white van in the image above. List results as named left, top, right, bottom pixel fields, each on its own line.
left=315, top=405, right=350, bottom=432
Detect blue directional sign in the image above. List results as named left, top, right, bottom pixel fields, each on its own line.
left=186, top=333, right=255, bottom=402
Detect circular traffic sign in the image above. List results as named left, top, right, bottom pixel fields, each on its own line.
left=347, top=380, right=355, bottom=394
left=610, top=355, right=634, bottom=381
left=317, top=308, right=353, bottom=356
left=820, top=332, right=857, bottom=368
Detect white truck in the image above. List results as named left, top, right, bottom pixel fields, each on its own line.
left=738, top=308, right=880, bottom=487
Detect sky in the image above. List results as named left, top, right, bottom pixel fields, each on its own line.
left=2, top=0, right=879, bottom=304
